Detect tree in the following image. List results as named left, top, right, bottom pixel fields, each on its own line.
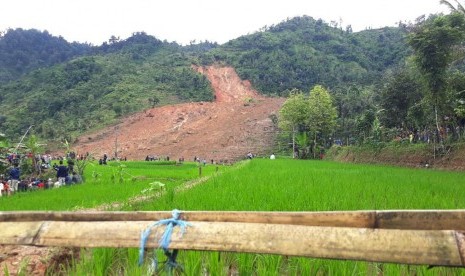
left=408, top=13, right=465, bottom=143
left=380, top=67, right=425, bottom=129
left=278, top=89, right=309, bottom=158
left=63, top=139, right=90, bottom=179
left=356, top=109, right=376, bottom=144
left=441, top=0, right=465, bottom=13
left=0, top=133, right=11, bottom=174
left=445, top=70, right=465, bottom=139
left=332, top=85, right=377, bottom=145
left=23, top=134, right=46, bottom=175
left=148, top=95, right=160, bottom=108
left=295, top=132, right=311, bottom=159
left=0, top=133, right=9, bottom=150
left=108, top=35, right=120, bottom=44
left=307, top=85, right=338, bottom=158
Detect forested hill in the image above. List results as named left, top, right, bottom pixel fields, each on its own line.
left=0, top=29, right=92, bottom=83
left=0, top=31, right=215, bottom=140
left=201, top=16, right=410, bottom=95
left=0, top=16, right=410, bottom=141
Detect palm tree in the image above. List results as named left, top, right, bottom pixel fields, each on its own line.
left=440, top=0, right=465, bottom=13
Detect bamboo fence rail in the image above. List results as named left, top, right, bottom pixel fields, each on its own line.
left=1, top=210, right=465, bottom=266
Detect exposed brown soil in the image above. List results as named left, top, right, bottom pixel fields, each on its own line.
left=0, top=245, right=48, bottom=275
left=0, top=65, right=284, bottom=275
left=73, top=65, right=284, bottom=162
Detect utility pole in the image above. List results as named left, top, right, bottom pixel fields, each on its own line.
left=114, top=126, right=119, bottom=160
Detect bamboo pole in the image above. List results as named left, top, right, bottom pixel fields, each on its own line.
left=2, top=210, right=465, bottom=230
left=0, top=220, right=464, bottom=266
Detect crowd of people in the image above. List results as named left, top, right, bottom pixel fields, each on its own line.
left=1, top=150, right=276, bottom=197
left=145, top=154, right=169, bottom=162
left=145, top=154, right=230, bottom=166
left=1, top=153, right=83, bottom=197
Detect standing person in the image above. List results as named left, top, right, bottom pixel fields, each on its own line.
left=8, top=163, right=20, bottom=193
left=103, top=153, right=108, bottom=165
left=56, top=160, right=68, bottom=186
left=47, top=178, right=53, bottom=189
left=3, top=181, right=10, bottom=196
left=71, top=171, right=83, bottom=184
left=67, top=157, right=75, bottom=174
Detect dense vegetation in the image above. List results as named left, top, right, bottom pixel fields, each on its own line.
left=202, top=16, right=410, bottom=95
left=0, top=28, right=92, bottom=82
left=0, top=32, right=213, bottom=140
left=0, top=16, right=411, bottom=142
left=1, top=10, right=465, bottom=154
left=273, top=13, right=465, bottom=158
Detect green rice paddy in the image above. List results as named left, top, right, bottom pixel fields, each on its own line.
left=2, top=158, right=465, bottom=275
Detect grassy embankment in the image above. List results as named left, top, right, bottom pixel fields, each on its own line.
left=325, top=142, right=465, bottom=170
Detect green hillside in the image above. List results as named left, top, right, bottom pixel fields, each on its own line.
left=0, top=28, right=92, bottom=83
left=0, top=32, right=214, bottom=140
left=201, top=16, right=410, bottom=95
left=0, top=16, right=413, bottom=142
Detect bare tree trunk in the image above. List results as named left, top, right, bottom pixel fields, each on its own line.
left=314, top=132, right=317, bottom=159
left=435, top=105, right=441, bottom=143
left=434, top=104, right=443, bottom=158
left=292, top=126, right=295, bottom=159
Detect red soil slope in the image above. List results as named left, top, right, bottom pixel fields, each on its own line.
left=74, top=65, right=284, bottom=161
left=0, top=66, right=284, bottom=275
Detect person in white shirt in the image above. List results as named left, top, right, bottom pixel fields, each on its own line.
left=270, top=153, right=276, bottom=160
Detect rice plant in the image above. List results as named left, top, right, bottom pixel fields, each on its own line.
left=5, top=158, right=465, bottom=274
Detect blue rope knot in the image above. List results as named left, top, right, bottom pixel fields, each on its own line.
left=138, top=209, right=192, bottom=272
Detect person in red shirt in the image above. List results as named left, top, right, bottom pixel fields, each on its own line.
left=3, top=182, right=10, bottom=196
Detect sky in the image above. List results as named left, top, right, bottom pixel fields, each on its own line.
left=1, top=0, right=452, bottom=46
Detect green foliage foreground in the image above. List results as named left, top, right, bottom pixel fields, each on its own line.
left=3, top=159, right=465, bottom=275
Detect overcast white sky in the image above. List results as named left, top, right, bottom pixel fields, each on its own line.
left=1, top=0, right=451, bottom=46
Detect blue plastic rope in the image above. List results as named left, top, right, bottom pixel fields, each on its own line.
left=138, top=209, right=192, bottom=269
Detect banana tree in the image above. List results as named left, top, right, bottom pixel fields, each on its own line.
left=22, top=134, right=46, bottom=175
left=295, top=132, right=311, bottom=159
left=0, top=133, right=10, bottom=174
left=63, top=139, right=91, bottom=180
